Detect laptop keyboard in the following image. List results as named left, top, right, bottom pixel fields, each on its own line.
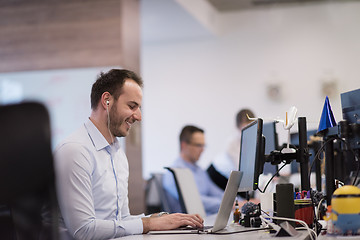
left=176, top=225, right=213, bottom=231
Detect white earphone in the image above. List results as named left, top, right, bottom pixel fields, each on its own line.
left=105, top=99, right=114, bottom=144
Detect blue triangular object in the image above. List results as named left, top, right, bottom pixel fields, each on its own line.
left=318, top=96, right=337, bottom=133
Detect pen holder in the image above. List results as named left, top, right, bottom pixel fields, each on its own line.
left=294, top=200, right=314, bottom=227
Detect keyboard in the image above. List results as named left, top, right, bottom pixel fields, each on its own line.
left=176, top=225, right=213, bottom=231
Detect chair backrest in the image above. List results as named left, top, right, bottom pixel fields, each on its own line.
left=165, top=167, right=206, bottom=218
left=0, top=102, right=58, bottom=240
left=207, top=163, right=228, bottom=190
left=145, top=173, right=171, bottom=214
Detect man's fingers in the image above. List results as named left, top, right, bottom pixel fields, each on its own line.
left=182, top=214, right=203, bottom=227
left=160, top=213, right=204, bottom=229
left=193, top=214, right=204, bottom=223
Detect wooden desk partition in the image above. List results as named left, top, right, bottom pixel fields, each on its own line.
left=0, top=0, right=144, bottom=214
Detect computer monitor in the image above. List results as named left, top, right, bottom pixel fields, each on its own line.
left=262, top=121, right=278, bottom=175
left=341, top=88, right=360, bottom=124
left=238, top=118, right=265, bottom=192
left=341, top=88, right=360, bottom=150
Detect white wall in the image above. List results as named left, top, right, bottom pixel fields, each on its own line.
left=0, top=67, right=118, bottom=148
left=141, top=1, right=360, bottom=178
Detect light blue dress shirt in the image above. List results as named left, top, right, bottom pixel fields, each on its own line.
left=54, top=120, right=144, bottom=240
left=163, top=157, right=224, bottom=215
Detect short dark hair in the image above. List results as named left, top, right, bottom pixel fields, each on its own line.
left=236, top=109, right=255, bottom=128
left=179, top=125, right=204, bottom=144
left=90, top=69, right=143, bottom=110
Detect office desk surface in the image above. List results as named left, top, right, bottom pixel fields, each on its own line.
left=318, top=234, right=360, bottom=239
left=116, top=227, right=311, bottom=240
left=117, top=231, right=311, bottom=240
left=115, top=214, right=311, bottom=240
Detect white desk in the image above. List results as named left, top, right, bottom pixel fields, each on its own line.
left=115, top=224, right=311, bottom=240
left=117, top=231, right=311, bottom=240
left=113, top=214, right=311, bottom=240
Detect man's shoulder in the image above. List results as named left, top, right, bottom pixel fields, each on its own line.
left=54, top=126, right=97, bottom=170
left=171, top=158, right=202, bottom=175
left=55, top=125, right=91, bottom=152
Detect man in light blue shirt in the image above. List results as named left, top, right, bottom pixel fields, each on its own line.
left=55, top=69, right=203, bottom=240
left=163, top=125, right=224, bottom=215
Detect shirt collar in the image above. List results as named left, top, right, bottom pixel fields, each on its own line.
left=84, top=119, right=119, bottom=151
left=178, top=156, right=198, bottom=171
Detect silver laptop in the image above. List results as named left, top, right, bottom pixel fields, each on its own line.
left=149, top=170, right=243, bottom=234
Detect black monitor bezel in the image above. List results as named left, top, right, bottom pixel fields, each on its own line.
left=238, top=118, right=264, bottom=192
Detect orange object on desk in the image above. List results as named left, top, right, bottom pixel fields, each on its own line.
left=294, top=200, right=314, bottom=227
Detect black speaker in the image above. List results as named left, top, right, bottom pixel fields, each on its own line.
left=276, top=183, right=295, bottom=227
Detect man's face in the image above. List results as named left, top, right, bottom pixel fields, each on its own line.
left=182, top=132, right=205, bottom=164
left=109, top=79, right=142, bottom=137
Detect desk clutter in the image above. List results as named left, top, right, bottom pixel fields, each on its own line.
left=239, top=201, right=261, bottom=228
left=324, top=185, right=360, bottom=236
left=229, top=89, right=360, bottom=239
left=230, top=184, right=360, bottom=239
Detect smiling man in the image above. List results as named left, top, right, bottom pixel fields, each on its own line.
left=54, top=69, right=203, bottom=240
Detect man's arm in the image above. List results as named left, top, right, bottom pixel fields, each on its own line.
left=141, top=213, right=203, bottom=233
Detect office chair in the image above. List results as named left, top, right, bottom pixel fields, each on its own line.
left=207, top=163, right=229, bottom=190
left=145, top=173, right=171, bottom=214
left=0, top=102, right=58, bottom=240
left=165, top=167, right=206, bottom=218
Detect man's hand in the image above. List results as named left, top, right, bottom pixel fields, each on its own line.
left=142, top=213, right=203, bottom=233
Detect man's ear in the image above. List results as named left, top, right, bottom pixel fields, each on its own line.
left=180, top=141, right=186, bottom=151
left=101, top=92, right=112, bottom=109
